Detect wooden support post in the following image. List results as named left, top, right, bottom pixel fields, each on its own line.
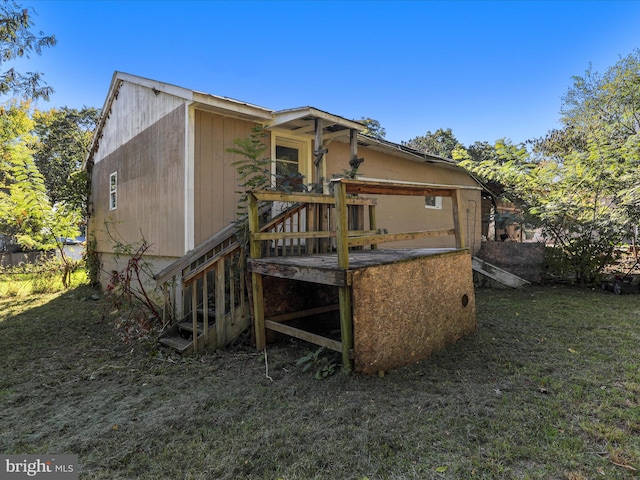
left=368, top=204, right=377, bottom=250
left=162, top=284, right=168, bottom=327
left=451, top=188, right=465, bottom=249
left=191, top=283, right=198, bottom=352
left=202, top=273, right=209, bottom=348
left=252, top=272, right=266, bottom=350
left=314, top=118, right=324, bottom=193
left=248, top=192, right=266, bottom=350
left=216, top=258, right=226, bottom=348
left=334, top=180, right=353, bottom=371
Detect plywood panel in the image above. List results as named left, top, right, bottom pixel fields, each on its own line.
left=352, top=250, right=476, bottom=374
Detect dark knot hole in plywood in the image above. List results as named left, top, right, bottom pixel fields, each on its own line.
left=461, top=293, right=469, bottom=307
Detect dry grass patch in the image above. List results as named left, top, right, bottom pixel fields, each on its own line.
left=0, top=285, right=639, bottom=479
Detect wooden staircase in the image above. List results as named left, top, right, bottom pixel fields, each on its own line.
left=154, top=199, right=346, bottom=354
left=155, top=223, right=250, bottom=354
left=158, top=309, right=216, bottom=354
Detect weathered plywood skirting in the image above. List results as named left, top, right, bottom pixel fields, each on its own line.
left=352, top=249, right=476, bottom=374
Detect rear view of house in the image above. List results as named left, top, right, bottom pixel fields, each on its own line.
left=87, top=71, right=482, bottom=372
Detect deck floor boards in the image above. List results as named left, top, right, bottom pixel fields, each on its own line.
left=248, top=248, right=461, bottom=286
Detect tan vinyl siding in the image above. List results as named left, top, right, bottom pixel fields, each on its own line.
left=325, top=141, right=482, bottom=251
left=193, top=111, right=267, bottom=245
left=90, top=105, right=186, bottom=257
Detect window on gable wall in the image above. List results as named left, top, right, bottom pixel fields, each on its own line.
left=425, top=196, right=442, bottom=209
left=109, top=172, right=117, bottom=210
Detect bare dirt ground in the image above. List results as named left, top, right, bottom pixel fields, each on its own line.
left=1, top=285, right=639, bottom=479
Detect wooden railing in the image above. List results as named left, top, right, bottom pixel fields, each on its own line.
left=247, top=178, right=476, bottom=368
left=248, top=191, right=378, bottom=257
left=155, top=223, right=247, bottom=352
left=155, top=194, right=377, bottom=352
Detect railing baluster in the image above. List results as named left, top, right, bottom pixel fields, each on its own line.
left=203, top=273, right=209, bottom=348
left=216, top=257, right=226, bottom=348
left=229, top=254, right=236, bottom=325
left=191, top=281, right=198, bottom=352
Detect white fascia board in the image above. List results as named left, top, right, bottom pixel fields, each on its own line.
left=192, top=91, right=273, bottom=121
left=270, top=107, right=365, bottom=131
left=115, top=71, right=194, bottom=101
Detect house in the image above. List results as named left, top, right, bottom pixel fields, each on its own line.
left=87, top=72, right=482, bottom=371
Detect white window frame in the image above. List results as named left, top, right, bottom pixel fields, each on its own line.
left=425, top=196, right=442, bottom=210
left=109, top=171, right=117, bottom=210
left=270, top=132, right=312, bottom=188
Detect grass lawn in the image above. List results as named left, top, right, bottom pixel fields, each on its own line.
left=0, top=284, right=639, bottom=479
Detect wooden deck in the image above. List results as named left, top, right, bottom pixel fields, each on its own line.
left=248, top=248, right=460, bottom=287
left=246, top=178, right=480, bottom=371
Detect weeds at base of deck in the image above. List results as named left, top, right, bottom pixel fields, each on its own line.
left=0, top=285, right=639, bottom=479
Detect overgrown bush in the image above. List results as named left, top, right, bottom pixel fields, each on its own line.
left=103, top=235, right=165, bottom=343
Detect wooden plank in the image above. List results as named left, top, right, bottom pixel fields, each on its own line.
left=347, top=183, right=454, bottom=197
left=191, top=283, right=198, bottom=352
left=182, top=243, right=240, bottom=283
left=314, top=117, right=323, bottom=192
left=266, top=304, right=340, bottom=323
left=334, top=180, right=349, bottom=270
left=334, top=179, right=353, bottom=371
left=159, top=335, right=193, bottom=354
left=202, top=273, right=209, bottom=348
left=155, top=222, right=237, bottom=284
left=252, top=272, right=266, bottom=350
left=338, top=286, right=353, bottom=371
left=216, top=258, right=226, bottom=348
left=347, top=229, right=455, bottom=247
left=472, top=257, right=530, bottom=288
left=265, top=320, right=342, bottom=353
left=248, top=193, right=261, bottom=259
left=252, top=190, right=376, bottom=206
left=451, top=188, right=464, bottom=249
left=252, top=230, right=335, bottom=241
left=247, top=259, right=348, bottom=287
left=368, top=204, right=377, bottom=251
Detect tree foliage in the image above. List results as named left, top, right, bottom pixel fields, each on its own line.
left=0, top=0, right=56, bottom=100
left=0, top=101, right=80, bottom=254
left=402, top=127, right=462, bottom=159
left=460, top=50, right=640, bottom=284
left=32, top=106, right=99, bottom=210
left=358, top=117, right=386, bottom=139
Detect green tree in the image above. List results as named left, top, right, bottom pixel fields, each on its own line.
left=0, top=103, right=79, bottom=244
left=402, top=128, right=462, bottom=159
left=460, top=51, right=640, bottom=284
left=465, top=140, right=497, bottom=163
left=0, top=0, right=56, bottom=100
left=358, top=117, right=386, bottom=139
left=31, top=106, right=100, bottom=210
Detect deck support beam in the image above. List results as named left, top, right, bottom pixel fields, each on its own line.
left=334, top=179, right=354, bottom=371
left=248, top=193, right=267, bottom=350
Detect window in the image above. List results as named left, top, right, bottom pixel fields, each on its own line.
left=109, top=172, right=117, bottom=210
left=272, top=135, right=310, bottom=190
left=275, top=144, right=301, bottom=189
left=425, top=196, right=442, bottom=209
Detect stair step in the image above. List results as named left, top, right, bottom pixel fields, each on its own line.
left=159, top=335, right=192, bottom=353
left=177, top=320, right=215, bottom=335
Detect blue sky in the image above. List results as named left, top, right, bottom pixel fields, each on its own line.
left=8, top=0, right=640, bottom=147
